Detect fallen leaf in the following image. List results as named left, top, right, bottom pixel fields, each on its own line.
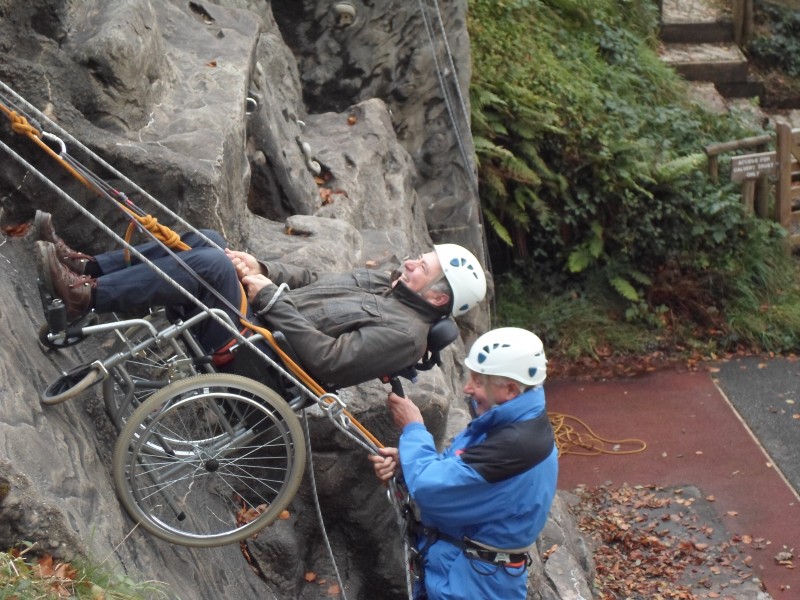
left=347, top=115, right=357, bottom=125
left=304, top=571, right=317, bottom=582
left=327, top=583, right=341, bottom=596
left=279, top=510, right=290, bottom=520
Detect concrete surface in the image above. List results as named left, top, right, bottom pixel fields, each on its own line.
left=548, top=368, right=799, bottom=598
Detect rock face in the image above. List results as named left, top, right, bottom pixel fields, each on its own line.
left=0, top=1, right=592, bottom=599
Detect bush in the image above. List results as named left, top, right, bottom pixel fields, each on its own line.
left=469, top=0, right=800, bottom=362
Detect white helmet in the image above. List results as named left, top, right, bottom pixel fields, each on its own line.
left=434, top=243, right=487, bottom=317
left=464, top=327, right=547, bottom=386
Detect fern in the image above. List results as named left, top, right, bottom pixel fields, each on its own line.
left=484, top=208, right=514, bottom=246
left=609, top=276, right=640, bottom=302
left=655, top=153, right=708, bottom=183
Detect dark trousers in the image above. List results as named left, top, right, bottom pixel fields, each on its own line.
left=93, top=229, right=250, bottom=353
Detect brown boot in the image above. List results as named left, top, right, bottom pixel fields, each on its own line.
left=34, top=210, right=95, bottom=275
left=35, top=241, right=96, bottom=321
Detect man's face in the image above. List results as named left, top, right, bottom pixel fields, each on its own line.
left=393, top=251, right=444, bottom=294
left=463, top=371, right=493, bottom=416
left=463, top=371, right=518, bottom=417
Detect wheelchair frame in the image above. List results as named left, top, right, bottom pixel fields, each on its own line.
left=39, top=306, right=346, bottom=547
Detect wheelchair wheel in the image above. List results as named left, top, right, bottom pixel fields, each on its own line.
left=41, top=362, right=103, bottom=405
left=112, top=373, right=306, bottom=547
left=102, top=309, right=197, bottom=428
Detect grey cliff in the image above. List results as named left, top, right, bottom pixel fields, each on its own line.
left=0, top=1, right=594, bottom=598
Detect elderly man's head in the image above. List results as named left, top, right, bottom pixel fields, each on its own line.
left=393, top=244, right=487, bottom=317
left=462, top=327, right=547, bottom=416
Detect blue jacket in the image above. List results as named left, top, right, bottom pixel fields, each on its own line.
left=399, top=386, right=558, bottom=600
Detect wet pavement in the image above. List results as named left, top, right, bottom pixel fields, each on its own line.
left=547, top=367, right=799, bottom=598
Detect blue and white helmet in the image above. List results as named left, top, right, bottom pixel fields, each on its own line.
left=464, top=327, right=547, bottom=386
left=434, top=243, right=487, bottom=317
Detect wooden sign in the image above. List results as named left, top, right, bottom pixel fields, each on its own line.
left=730, top=151, right=778, bottom=182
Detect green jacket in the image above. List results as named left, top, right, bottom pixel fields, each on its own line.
left=253, top=261, right=448, bottom=389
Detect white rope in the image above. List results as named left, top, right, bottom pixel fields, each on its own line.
left=0, top=80, right=219, bottom=249
left=415, top=0, right=493, bottom=273
left=303, top=412, right=349, bottom=600
left=416, top=0, right=478, bottom=196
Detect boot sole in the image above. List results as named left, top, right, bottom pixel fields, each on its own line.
left=33, top=210, right=49, bottom=242
left=34, top=241, right=56, bottom=298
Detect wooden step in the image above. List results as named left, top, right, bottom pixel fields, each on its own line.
left=660, top=43, right=748, bottom=84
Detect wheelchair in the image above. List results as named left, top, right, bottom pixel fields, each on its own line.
left=38, top=292, right=458, bottom=548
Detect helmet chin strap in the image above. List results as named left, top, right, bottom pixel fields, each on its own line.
left=416, top=271, right=446, bottom=299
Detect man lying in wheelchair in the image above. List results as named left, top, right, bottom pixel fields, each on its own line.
left=33, top=210, right=487, bottom=396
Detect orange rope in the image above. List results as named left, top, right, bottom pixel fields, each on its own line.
left=237, top=284, right=384, bottom=449
left=123, top=215, right=190, bottom=263
left=549, top=412, right=646, bottom=457
left=2, top=99, right=383, bottom=450
left=1, top=105, right=188, bottom=253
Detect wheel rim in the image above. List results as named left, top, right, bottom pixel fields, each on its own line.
left=114, top=374, right=305, bottom=547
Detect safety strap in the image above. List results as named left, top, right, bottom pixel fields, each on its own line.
left=410, top=522, right=532, bottom=569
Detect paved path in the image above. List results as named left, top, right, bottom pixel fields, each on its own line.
left=548, top=368, right=799, bottom=598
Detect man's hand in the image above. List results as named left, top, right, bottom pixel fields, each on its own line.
left=241, top=273, right=273, bottom=302
left=368, top=447, right=400, bottom=483
left=386, top=392, right=424, bottom=429
left=226, top=250, right=273, bottom=301
left=225, top=249, right=261, bottom=277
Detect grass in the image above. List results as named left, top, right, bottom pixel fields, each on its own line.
left=0, top=544, right=175, bottom=600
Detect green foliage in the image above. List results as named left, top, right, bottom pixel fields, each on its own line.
left=748, top=2, right=800, bottom=77
left=0, top=544, right=174, bottom=600
left=469, top=0, right=800, bottom=361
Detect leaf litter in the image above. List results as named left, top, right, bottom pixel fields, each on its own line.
left=567, top=483, right=789, bottom=599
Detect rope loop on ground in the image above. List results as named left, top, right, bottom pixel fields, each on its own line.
left=550, top=412, right=647, bottom=457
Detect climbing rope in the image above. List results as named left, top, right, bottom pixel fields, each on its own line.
left=0, top=93, right=190, bottom=254
left=416, top=0, right=493, bottom=307
left=416, top=0, right=478, bottom=197
left=1, top=80, right=391, bottom=600
left=549, top=412, right=647, bottom=457
left=0, top=80, right=384, bottom=455
left=303, top=413, right=350, bottom=600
